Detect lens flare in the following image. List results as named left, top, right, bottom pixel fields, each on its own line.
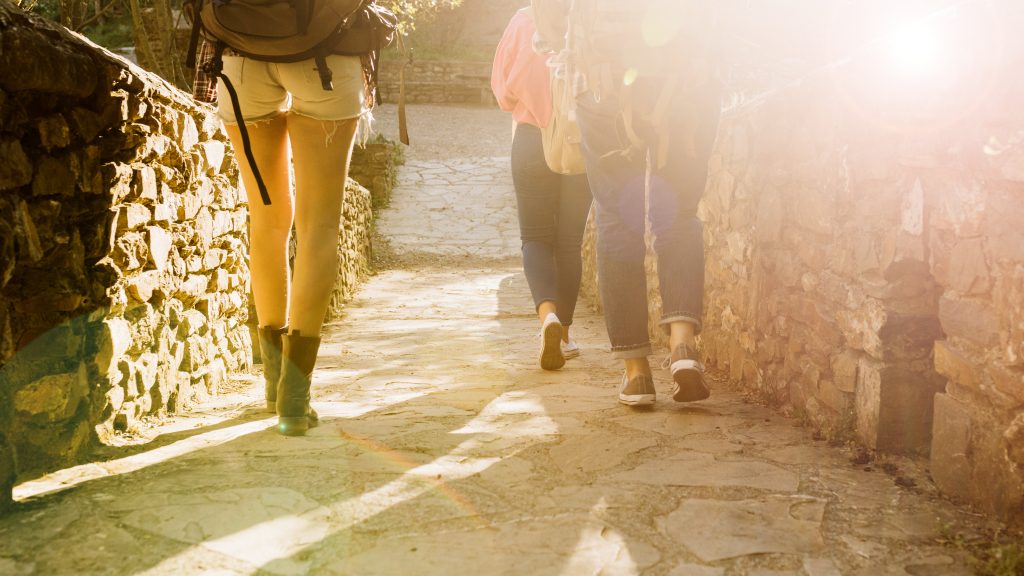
left=885, top=20, right=943, bottom=74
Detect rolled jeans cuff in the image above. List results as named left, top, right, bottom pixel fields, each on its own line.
left=611, top=343, right=653, bottom=360
left=659, top=314, right=702, bottom=335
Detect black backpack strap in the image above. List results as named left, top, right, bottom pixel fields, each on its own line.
left=184, top=0, right=204, bottom=69
left=207, top=42, right=273, bottom=206
left=314, top=50, right=334, bottom=91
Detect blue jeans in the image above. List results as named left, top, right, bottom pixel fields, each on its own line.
left=575, top=78, right=721, bottom=359
left=511, top=123, right=593, bottom=327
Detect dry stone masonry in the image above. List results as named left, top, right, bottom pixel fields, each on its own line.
left=378, top=60, right=496, bottom=106
left=580, top=1, right=1024, bottom=525
left=0, top=0, right=379, bottom=512
left=0, top=0, right=251, bottom=510
left=697, top=7, right=1024, bottom=523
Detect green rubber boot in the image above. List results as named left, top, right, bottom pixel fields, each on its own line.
left=276, top=331, right=321, bottom=436
left=256, top=325, right=287, bottom=412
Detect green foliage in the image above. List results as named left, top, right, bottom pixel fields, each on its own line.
left=381, top=0, right=462, bottom=33
left=978, top=544, right=1024, bottom=576
left=82, top=16, right=133, bottom=48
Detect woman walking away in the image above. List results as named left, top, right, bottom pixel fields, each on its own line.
left=193, top=40, right=372, bottom=435
left=492, top=5, right=593, bottom=371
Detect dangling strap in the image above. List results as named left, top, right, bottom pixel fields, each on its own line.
left=315, top=51, right=334, bottom=91
left=208, top=42, right=272, bottom=205
left=184, top=0, right=204, bottom=69
left=397, top=33, right=410, bottom=145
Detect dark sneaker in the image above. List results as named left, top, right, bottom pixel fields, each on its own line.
left=618, top=372, right=656, bottom=406
left=539, top=313, right=565, bottom=371
left=668, top=343, right=710, bottom=402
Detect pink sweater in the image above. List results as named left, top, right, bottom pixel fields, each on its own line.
left=491, top=9, right=552, bottom=129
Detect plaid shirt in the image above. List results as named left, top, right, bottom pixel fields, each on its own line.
left=192, top=39, right=219, bottom=104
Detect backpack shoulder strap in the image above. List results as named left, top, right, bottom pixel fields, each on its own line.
left=204, top=42, right=273, bottom=206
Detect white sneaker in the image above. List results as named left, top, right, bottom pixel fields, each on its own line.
left=561, top=339, right=580, bottom=359
left=539, top=313, right=565, bottom=370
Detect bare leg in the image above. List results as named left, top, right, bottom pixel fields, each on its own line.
left=287, top=114, right=359, bottom=336
left=669, top=321, right=697, bottom=352
left=223, top=116, right=293, bottom=329
left=538, top=301, right=557, bottom=323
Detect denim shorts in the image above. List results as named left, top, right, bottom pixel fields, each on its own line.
left=216, top=54, right=365, bottom=124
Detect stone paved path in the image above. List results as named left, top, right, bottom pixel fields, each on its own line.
left=0, top=104, right=1005, bottom=575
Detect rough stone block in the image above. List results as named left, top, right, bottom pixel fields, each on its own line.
left=145, top=225, right=173, bottom=272
left=115, top=203, right=153, bottom=232
left=32, top=155, right=77, bottom=197
left=13, top=363, right=88, bottom=423
left=178, top=309, right=209, bottom=337
left=933, top=340, right=979, bottom=391
left=199, top=140, right=226, bottom=175
left=938, top=295, right=1000, bottom=348
left=947, top=238, right=991, bottom=296
left=68, top=107, right=102, bottom=143
left=196, top=294, right=221, bottom=320
left=178, top=275, right=210, bottom=302
left=984, top=187, right=1024, bottom=262
left=37, top=114, right=71, bottom=150
left=16, top=200, right=44, bottom=263
left=93, top=317, right=132, bottom=377
left=0, top=140, right=34, bottom=191
left=0, top=23, right=96, bottom=96
left=856, top=357, right=944, bottom=453
left=103, top=162, right=134, bottom=203
left=928, top=178, right=986, bottom=237
left=134, top=166, right=158, bottom=202
left=195, top=208, right=215, bottom=248
left=986, top=364, right=1024, bottom=406
left=931, top=394, right=1024, bottom=523
left=180, top=114, right=200, bottom=151
left=930, top=393, right=973, bottom=500
left=836, top=299, right=886, bottom=360
left=831, top=351, right=860, bottom=393
left=127, top=270, right=161, bottom=302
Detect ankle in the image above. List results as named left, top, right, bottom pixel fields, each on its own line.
left=669, top=337, right=696, bottom=353
left=624, top=359, right=652, bottom=380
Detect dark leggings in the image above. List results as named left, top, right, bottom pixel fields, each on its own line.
left=510, top=123, right=593, bottom=326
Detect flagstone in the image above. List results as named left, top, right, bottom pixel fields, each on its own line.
left=614, top=451, right=801, bottom=492
left=661, top=497, right=826, bottom=562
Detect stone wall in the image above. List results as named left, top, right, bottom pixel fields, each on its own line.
left=378, top=60, right=495, bottom=106
left=702, top=14, right=1024, bottom=524
left=0, top=1, right=251, bottom=511
left=349, top=138, right=401, bottom=209
left=326, top=178, right=375, bottom=322
left=581, top=1, right=1024, bottom=523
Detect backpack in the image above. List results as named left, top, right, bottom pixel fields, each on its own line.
left=567, top=0, right=717, bottom=98
left=184, top=0, right=398, bottom=205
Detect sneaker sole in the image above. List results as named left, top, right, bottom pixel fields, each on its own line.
left=540, top=322, right=565, bottom=371
left=618, top=393, right=656, bottom=406
left=671, top=360, right=710, bottom=402
left=562, top=348, right=580, bottom=360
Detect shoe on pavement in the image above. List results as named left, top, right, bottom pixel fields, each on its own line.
left=539, top=313, right=565, bottom=371
left=668, top=343, right=710, bottom=402
left=561, top=339, right=580, bottom=359
left=618, top=372, right=656, bottom=406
